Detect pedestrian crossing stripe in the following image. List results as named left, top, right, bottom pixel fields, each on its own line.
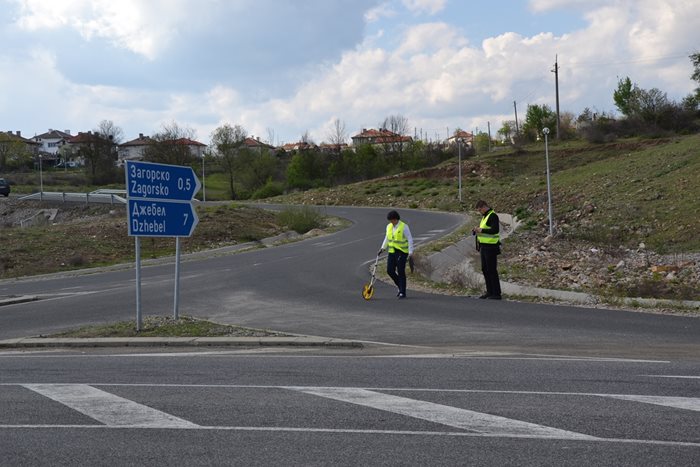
left=5, top=383, right=699, bottom=448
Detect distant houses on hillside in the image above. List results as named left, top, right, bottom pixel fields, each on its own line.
left=2, top=125, right=471, bottom=171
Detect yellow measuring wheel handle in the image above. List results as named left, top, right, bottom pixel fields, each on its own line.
left=362, top=284, right=374, bottom=300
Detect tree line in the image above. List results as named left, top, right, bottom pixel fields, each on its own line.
left=3, top=54, right=698, bottom=196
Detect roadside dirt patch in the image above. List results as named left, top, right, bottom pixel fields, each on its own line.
left=0, top=199, right=285, bottom=279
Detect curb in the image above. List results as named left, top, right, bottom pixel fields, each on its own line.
left=0, top=336, right=364, bottom=349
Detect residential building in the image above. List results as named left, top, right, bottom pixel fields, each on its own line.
left=169, top=138, right=207, bottom=158
left=65, top=131, right=117, bottom=167
left=118, top=133, right=153, bottom=163
left=1, top=130, right=40, bottom=155
left=446, top=130, right=474, bottom=148
left=1, top=131, right=40, bottom=169
left=278, top=141, right=317, bottom=152
left=351, top=128, right=412, bottom=148
left=319, top=142, right=349, bottom=153
left=243, top=137, right=276, bottom=154
left=32, top=129, right=72, bottom=155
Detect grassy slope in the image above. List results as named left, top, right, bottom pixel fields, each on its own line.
left=273, top=134, right=700, bottom=253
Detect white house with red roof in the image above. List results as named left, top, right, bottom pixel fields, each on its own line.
left=32, top=129, right=72, bottom=155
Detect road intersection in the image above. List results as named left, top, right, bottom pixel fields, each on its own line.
left=1, top=205, right=698, bottom=465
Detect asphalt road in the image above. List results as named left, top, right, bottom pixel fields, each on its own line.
left=0, top=349, right=698, bottom=466
left=1, top=205, right=698, bottom=465
left=1, top=205, right=698, bottom=359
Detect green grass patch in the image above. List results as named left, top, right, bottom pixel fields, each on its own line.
left=276, top=205, right=323, bottom=234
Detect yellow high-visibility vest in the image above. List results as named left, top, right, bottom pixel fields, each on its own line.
left=478, top=210, right=500, bottom=245
left=386, top=221, right=409, bottom=253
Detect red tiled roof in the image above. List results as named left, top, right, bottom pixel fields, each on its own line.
left=169, top=138, right=206, bottom=146
left=66, top=132, right=112, bottom=144
left=448, top=130, right=474, bottom=140
left=243, top=137, right=274, bottom=149
left=351, top=128, right=412, bottom=144
left=121, top=135, right=153, bottom=146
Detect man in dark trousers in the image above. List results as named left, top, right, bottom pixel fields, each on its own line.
left=473, top=200, right=502, bottom=299
left=378, top=210, right=414, bottom=299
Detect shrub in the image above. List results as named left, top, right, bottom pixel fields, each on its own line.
left=251, top=180, right=284, bottom=199
left=277, top=205, right=323, bottom=234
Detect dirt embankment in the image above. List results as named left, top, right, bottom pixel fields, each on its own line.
left=0, top=199, right=285, bottom=279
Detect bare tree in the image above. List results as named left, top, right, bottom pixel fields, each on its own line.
left=326, top=118, right=347, bottom=154
left=95, top=119, right=124, bottom=144
left=380, top=114, right=409, bottom=137
left=145, top=122, right=198, bottom=166
left=380, top=114, right=410, bottom=168
left=211, top=123, right=247, bottom=199
left=265, top=127, right=276, bottom=146
left=71, top=122, right=122, bottom=184
left=300, top=130, right=314, bottom=145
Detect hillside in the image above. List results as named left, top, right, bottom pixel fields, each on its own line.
left=272, top=135, right=700, bottom=302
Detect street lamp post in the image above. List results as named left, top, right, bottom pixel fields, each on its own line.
left=542, top=127, right=554, bottom=236
left=201, top=154, right=207, bottom=202
left=39, top=154, right=44, bottom=201
left=457, top=138, right=463, bottom=202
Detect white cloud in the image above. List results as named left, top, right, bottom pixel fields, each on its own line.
left=3, top=0, right=699, bottom=144
left=402, top=0, right=446, bottom=15
left=528, top=0, right=608, bottom=12
left=365, top=2, right=397, bottom=22
left=12, top=0, right=215, bottom=59
left=232, top=0, right=699, bottom=142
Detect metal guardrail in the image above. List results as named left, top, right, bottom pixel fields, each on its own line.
left=18, top=190, right=127, bottom=205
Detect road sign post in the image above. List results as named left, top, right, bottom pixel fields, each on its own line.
left=125, top=161, right=201, bottom=329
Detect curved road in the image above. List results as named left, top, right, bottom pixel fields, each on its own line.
left=1, top=205, right=698, bottom=358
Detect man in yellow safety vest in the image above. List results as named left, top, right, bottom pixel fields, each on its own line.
left=378, top=210, right=414, bottom=299
left=473, top=200, right=502, bottom=299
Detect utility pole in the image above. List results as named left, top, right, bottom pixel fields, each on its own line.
left=552, top=55, right=561, bottom=140
left=513, top=101, right=520, bottom=136
left=487, top=121, right=492, bottom=152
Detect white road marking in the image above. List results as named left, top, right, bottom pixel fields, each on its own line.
left=22, top=384, right=199, bottom=428
left=603, top=394, right=700, bottom=412
left=379, top=353, right=670, bottom=363
left=642, top=375, right=700, bottom=380
left=1, top=383, right=698, bottom=446
left=427, top=230, right=446, bottom=233
left=0, top=351, right=671, bottom=363
left=4, top=422, right=700, bottom=447
left=291, top=387, right=598, bottom=440
left=0, top=425, right=697, bottom=447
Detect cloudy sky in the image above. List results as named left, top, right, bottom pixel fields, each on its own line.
left=1, top=0, right=698, bottom=145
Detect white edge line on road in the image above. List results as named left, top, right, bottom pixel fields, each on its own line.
left=0, top=352, right=670, bottom=363
left=0, top=424, right=697, bottom=448
left=642, top=375, right=700, bottom=380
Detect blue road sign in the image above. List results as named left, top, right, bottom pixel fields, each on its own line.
left=126, top=160, right=201, bottom=201
left=128, top=199, right=199, bottom=237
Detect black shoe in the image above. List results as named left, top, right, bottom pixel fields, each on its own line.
left=487, top=295, right=502, bottom=300
left=397, top=289, right=401, bottom=297
left=398, top=293, right=406, bottom=299
left=478, top=294, right=489, bottom=299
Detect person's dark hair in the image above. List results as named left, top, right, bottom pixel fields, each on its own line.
left=387, top=210, right=400, bottom=220
left=475, top=200, right=489, bottom=209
